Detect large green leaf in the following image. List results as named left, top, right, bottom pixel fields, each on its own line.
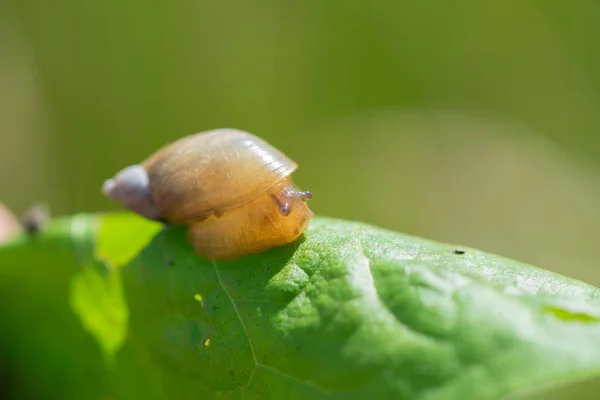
left=2, top=213, right=600, bottom=400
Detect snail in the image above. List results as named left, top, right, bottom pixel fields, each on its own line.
left=102, top=128, right=314, bottom=260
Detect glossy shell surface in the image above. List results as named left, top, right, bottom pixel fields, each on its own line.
left=143, top=129, right=297, bottom=223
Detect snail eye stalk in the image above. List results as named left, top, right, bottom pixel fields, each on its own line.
left=299, top=191, right=312, bottom=201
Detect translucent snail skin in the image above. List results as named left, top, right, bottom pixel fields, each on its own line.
left=102, top=128, right=314, bottom=260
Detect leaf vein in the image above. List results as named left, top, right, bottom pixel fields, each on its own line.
left=211, top=260, right=258, bottom=384
left=256, top=363, right=330, bottom=394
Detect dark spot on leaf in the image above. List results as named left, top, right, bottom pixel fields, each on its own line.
left=166, top=259, right=173, bottom=267
left=453, top=249, right=465, bottom=255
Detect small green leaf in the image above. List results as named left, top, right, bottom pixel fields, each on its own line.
left=69, top=264, right=128, bottom=364
left=95, top=212, right=163, bottom=269
left=67, top=213, right=160, bottom=363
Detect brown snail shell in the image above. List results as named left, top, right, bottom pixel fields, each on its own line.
left=102, top=128, right=314, bottom=260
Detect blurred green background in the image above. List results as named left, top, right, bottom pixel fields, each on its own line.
left=2, top=0, right=600, bottom=286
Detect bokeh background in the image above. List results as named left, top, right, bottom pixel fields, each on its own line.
left=2, top=1, right=600, bottom=286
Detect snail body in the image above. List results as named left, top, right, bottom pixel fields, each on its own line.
left=102, top=129, right=313, bottom=260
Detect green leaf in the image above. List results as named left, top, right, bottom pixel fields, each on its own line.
left=119, top=216, right=600, bottom=399
left=95, top=212, right=163, bottom=269
left=3, top=214, right=600, bottom=400
left=69, top=264, right=128, bottom=364
left=70, top=213, right=160, bottom=364
left=0, top=214, right=110, bottom=400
